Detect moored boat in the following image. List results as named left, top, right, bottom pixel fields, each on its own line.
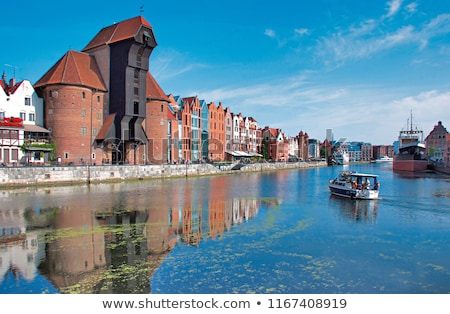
left=329, top=171, right=380, bottom=200
left=375, top=156, right=393, bottom=163
left=393, top=112, right=428, bottom=172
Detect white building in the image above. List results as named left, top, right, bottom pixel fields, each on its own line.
left=288, top=136, right=299, bottom=158
left=0, top=74, right=48, bottom=165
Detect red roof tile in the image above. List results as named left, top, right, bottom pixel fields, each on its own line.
left=83, top=16, right=152, bottom=51
left=146, top=72, right=169, bottom=101
left=34, top=50, right=107, bottom=91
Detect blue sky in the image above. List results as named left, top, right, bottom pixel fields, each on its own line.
left=2, top=0, right=450, bottom=145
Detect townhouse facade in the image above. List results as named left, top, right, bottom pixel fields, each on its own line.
left=0, top=75, right=50, bottom=165
left=207, top=102, right=225, bottom=161
left=262, top=126, right=289, bottom=161
left=224, top=107, right=233, bottom=154
left=297, top=131, right=309, bottom=161
left=425, top=121, right=450, bottom=165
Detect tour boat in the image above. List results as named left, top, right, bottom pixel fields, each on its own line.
left=329, top=171, right=380, bottom=200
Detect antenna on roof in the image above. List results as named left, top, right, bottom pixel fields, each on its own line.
left=4, top=64, right=19, bottom=79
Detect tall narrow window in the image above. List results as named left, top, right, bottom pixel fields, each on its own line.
left=134, top=68, right=140, bottom=83
left=134, top=101, right=139, bottom=115
left=137, top=46, right=144, bottom=67
left=24, top=97, right=31, bottom=106
left=82, top=91, right=86, bottom=99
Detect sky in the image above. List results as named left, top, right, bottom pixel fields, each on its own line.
left=2, top=0, right=450, bottom=145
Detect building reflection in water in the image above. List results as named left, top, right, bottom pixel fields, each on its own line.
left=0, top=182, right=264, bottom=293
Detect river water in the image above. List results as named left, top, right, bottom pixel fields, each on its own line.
left=1, top=162, right=449, bottom=294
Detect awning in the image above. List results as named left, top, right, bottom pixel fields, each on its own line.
left=226, top=151, right=262, bottom=157
left=23, top=124, right=50, bottom=133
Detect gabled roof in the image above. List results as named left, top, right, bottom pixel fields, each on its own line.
left=167, top=108, right=177, bottom=120
left=146, top=72, right=169, bottom=102
left=83, top=16, right=152, bottom=51
left=34, top=50, right=107, bottom=91
left=183, top=96, right=196, bottom=105
left=1, top=74, right=22, bottom=95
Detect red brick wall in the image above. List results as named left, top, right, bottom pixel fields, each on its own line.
left=145, top=100, right=168, bottom=164
left=43, top=85, right=106, bottom=165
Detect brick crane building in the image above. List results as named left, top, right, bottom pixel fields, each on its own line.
left=35, top=16, right=166, bottom=165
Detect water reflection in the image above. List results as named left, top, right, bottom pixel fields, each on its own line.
left=0, top=182, right=265, bottom=293
left=329, top=195, right=379, bottom=223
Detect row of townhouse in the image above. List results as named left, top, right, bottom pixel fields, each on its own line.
left=1, top=16, right=314, bottom=167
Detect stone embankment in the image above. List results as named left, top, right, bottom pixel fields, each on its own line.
left=0, top=161, right=327, bottom=188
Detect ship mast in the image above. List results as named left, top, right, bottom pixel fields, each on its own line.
left=410, top=110, right=413, bottom=132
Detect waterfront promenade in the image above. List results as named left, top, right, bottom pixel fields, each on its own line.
left=0, top=160, right=327, bottom=187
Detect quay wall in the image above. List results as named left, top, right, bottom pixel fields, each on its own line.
left=0, top=161, right=327, bottom=188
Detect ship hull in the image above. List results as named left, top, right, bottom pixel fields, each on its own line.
left=392, top=159, right=428, bottom=172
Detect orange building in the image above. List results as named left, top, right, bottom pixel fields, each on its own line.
left=207, top=101, right=225, bottom=161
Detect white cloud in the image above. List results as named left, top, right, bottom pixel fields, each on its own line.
left=384, top=0, right=403, bottom=18
left=294, top=28, right=309, bottom=36
left=405, top=2, right=418, bottom=14
left=264, top=29, right=276, bottom=38
left=151, top=48, right=209, bottom=82
left=315, top=9, right=450, bottom=66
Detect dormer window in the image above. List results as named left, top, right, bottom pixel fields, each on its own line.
left=143, top=31, right=152, bottom=45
